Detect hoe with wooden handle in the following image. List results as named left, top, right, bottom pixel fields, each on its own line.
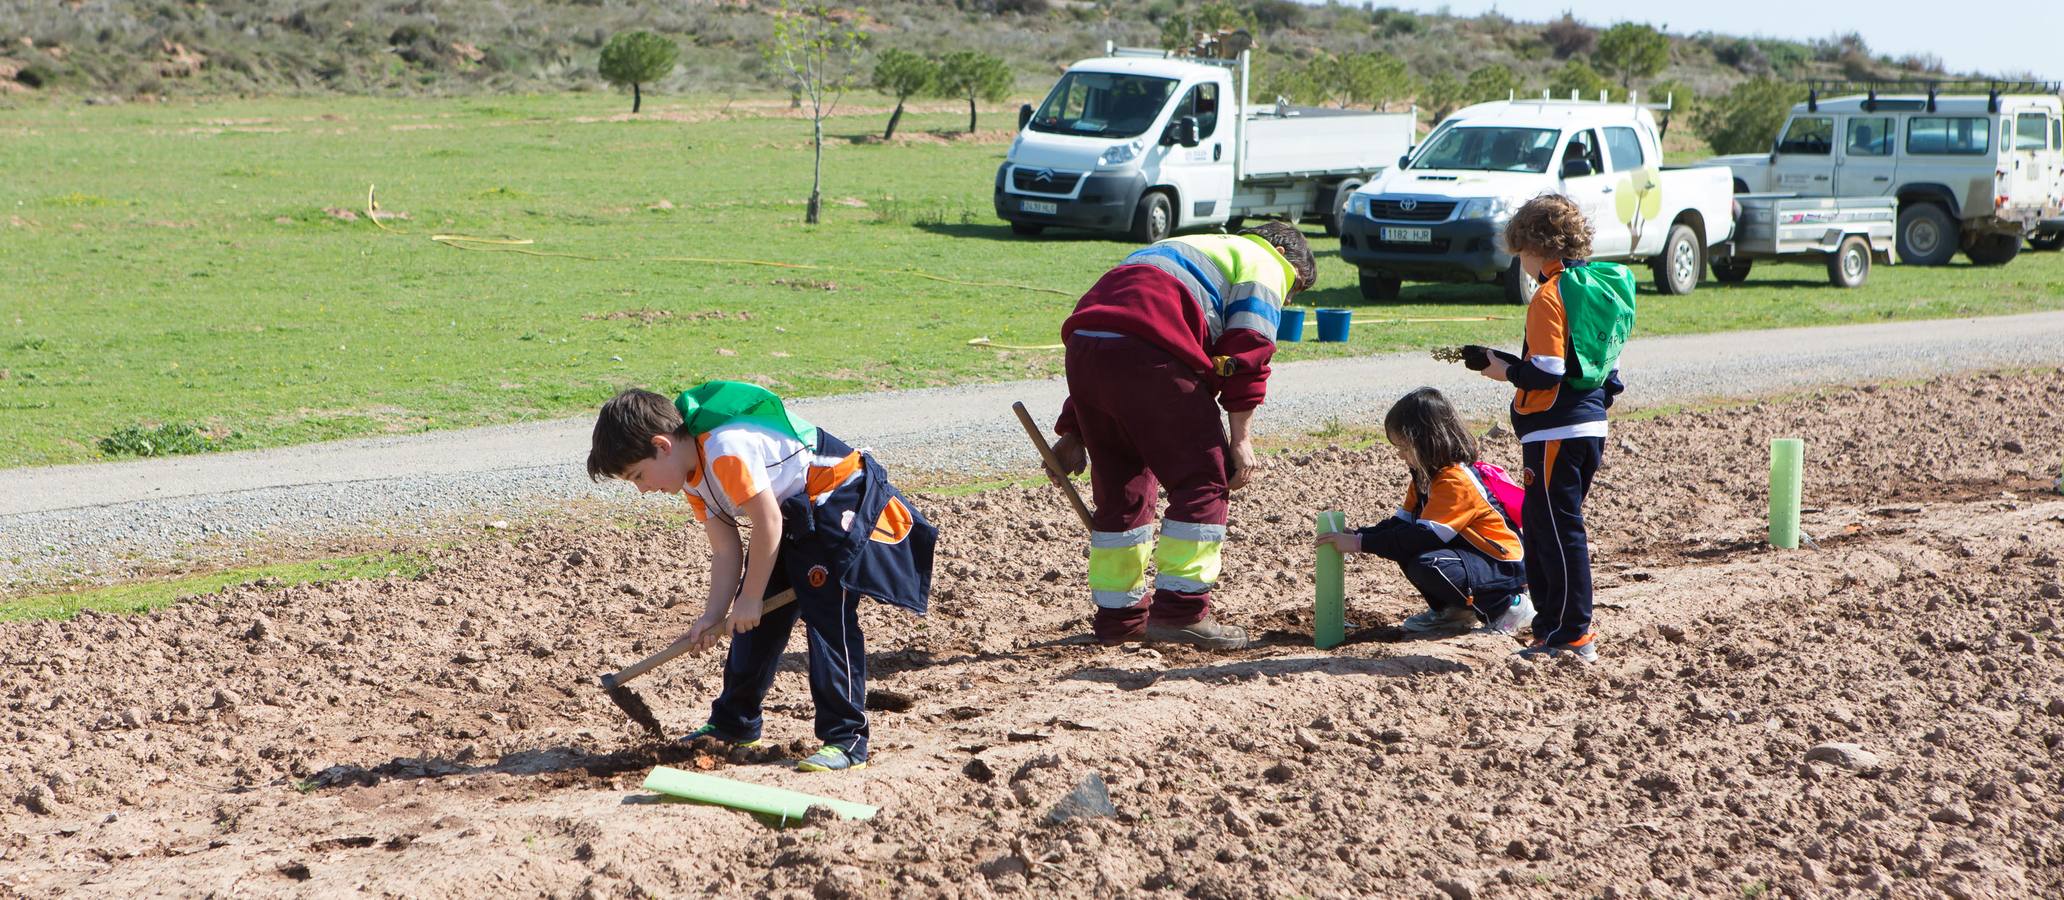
left=599, top=589, right=795, bottom=738
left=1012, top=401, right=1094, bottom=532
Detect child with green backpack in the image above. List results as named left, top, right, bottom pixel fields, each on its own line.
left=1460, top=194, right=1635, bottom=663
left=586, top=382, right=937, bottom=771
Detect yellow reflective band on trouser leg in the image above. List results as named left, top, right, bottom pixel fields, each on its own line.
left=1088, top=525, right=1153, bottom=609
left=1152, top=519, right=1225, bottom=593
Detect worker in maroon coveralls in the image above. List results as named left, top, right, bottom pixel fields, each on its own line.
left=1049, top=221, right=1317, bottom=649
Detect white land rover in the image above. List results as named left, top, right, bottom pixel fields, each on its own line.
left=1697, top=81, right=2064, bottom=266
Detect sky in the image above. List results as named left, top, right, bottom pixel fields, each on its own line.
left=1356, top=1, right=2062, bottom=82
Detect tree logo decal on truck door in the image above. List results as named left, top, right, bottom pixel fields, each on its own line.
left=1616, top=166, right=1665, bottom=247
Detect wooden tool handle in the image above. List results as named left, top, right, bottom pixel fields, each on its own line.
left=1013, top=401, right=1095, bottom=533
left=604, top=589, right=797, bottom=687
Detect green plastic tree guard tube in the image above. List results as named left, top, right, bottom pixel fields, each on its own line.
left=1769, top=438, right=1804, bottom=549
left=642, top=766, right=878, bottom=823
left=1315, top=510, right=1347, bottom=649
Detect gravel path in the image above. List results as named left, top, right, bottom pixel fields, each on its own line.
left=6, top=310, right=2063, bottom=587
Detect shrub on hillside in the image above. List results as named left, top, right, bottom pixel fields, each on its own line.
left=1542, top=13, right=1594, bottom=59
left=1694, top=77, right=1804, bottom=155
left=598, top=31, right=680, bottom=112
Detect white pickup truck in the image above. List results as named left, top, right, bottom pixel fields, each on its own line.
left=994, top=43, right=1416, bottom=242
left=1694, top=81, right=2064, bottom=266
left=1339, top=98, right=1736, bottom=303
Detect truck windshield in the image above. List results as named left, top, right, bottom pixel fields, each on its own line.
left=1410, top=127, right=1562, bottom=173
left=1028, top=72, right=1178, bottom=139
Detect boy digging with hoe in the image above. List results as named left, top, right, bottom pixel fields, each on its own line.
left=588, top=382, right=937, bottom=771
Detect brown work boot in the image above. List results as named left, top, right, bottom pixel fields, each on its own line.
left=1144, top=615, right=1251, bottom=650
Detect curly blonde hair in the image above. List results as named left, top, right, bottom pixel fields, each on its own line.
left=1503, top=194, right=1594, bottom=260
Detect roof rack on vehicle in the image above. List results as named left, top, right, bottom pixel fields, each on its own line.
left=1103, top=37, right=1245, bottom=68
left=1509, top=89, right=1674, bottom=113
left=1805, top=78, right=2063, bottom=114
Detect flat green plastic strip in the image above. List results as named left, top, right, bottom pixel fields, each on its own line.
left=1769, top=438, right=1803, bottom=549
left=642, top=766, right=878, bottom=822
left=1315, top=510, right=1347, bottom=649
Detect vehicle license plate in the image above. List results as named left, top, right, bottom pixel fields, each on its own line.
left=1021, top=200, right=1058, bottom=215
left=1380, top=226, right=1432, bottom=243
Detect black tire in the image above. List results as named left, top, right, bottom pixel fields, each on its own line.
left=1650, top=222, right=1701, bottom=295
left=1359, top=271, right=1401, bottom=301
left=1500, top=257, right=1535, bottom=305
left=1223, top=216, right=1246, bottom=233
left=1825, top=236, right=1870, bottom=288
left=1130, top=190, right=1173, bottom=244
left=1964, top=232, right=2021, bottom=266
left=2031, top=230, right=2064, bottom=252
left=1711, top=257, right=1753, bottom=283
left=1895, top=203, right=1956, bottom=266
left=1320, top=178, right=1364, bottom=237
left=1009, top=221, right=1045, bottom=237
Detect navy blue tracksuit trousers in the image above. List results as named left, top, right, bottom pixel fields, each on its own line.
left=1521, top=437, right=1602, bottom=647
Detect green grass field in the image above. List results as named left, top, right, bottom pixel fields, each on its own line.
left=4, top=92, right=2062, bottom=468
left=0, top=551, right=427, bottom=621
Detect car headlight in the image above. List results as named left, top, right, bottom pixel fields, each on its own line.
left=1345, top=193, right=1372, bottom=217
left=1458, top=197, right=1512, bottom=220
left=1098, top=142, right=1140, bottom=167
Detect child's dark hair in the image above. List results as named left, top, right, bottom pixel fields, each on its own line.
left=587, top=388, right=685, bottom=481
left=1384, top=387, right=1478, bottom=479
left=1503, top=193, right=1594, bottom=260
left=1239, top=219, right=1318, bottom=295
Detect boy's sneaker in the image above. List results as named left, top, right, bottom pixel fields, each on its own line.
left=797, top=745, right=868, bottom=772
left=682, top=723, right=763, bottom=748
left=1517, top=634, right=1598, bottom=663
left=1400, top=606, right=1478, bottom=634
left=1484, top=593, right=1537, bottom=636
left=1144, top=615, right=1251, bottom=650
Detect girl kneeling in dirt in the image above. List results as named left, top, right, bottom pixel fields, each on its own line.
left=1316, top=387, right=1534, bottom=636
left=587, top=382, right=937, bottom=773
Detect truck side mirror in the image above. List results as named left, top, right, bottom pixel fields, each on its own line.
left=1561, top=158, right=1594, bottom=178
left=1018, top=104, right=1033, bottom=130
left=1173, top=116, right=1200, bottom=148
left=1397, top=153, right=1412, bottom=170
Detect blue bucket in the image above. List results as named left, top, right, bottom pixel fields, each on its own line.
left=1315, top=308, right=1352, bottom=342
left=1276, top=308, right=1306, bottom=342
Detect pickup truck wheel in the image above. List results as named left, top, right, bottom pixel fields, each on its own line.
left=1009, top=221, right=1045, bottom=237
left=1963, top=232, right=2021, bottom=266
left=1359, top=272, right=1401, bottom=301
left=1895, top=203, right=1956, bottom=266
left=1130, top=191, right=1173, bottom=243
left=1321, top=179, right=1363, bottom=237
left=1651, top=223, right=1701, bottom=295
left=1500, top=258, right=1535, bottom=305
left=2030, top=230, right=2064, bottom=252
left=1711, top=258, right=1753, bottom=283
left=1825, top=236, right=1870, bottom=288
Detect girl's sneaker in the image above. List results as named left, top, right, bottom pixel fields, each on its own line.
left=797, top=745, right=868, bottom=772
left=1401, top=606, right=1477, bottom=633
left=1485, top=592, right=1536, bottom=636
left=1517, top=634, right=1598, bottom=663
left=682, top=723, right=762, bottom=748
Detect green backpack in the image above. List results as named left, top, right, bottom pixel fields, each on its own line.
left=1555, top=262, right=1638, bottom=390
left=674, top=381, right=818, bottom=447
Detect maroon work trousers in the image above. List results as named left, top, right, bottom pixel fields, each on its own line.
left=1064, top=333, right=1230, bottom=641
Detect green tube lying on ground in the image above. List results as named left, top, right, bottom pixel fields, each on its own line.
left=1316, top=510, right=1347, bottom=649
left=1769, top=438, right=1804, bottom=549
left=642, top=766, right=878, bottom=822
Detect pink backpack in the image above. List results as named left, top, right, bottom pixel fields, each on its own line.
left=1469, top=462, right=1526, bottom=531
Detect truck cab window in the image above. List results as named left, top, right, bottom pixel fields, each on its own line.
left=1776, top=116, right=1835, bottom=155
left=1845, top=117, right=1893, bottom=156
left=1027, top=72, right=1177, bottom=140
left=1409, top=127, right=1560, bottom=173
left=1175, top=83, right=1219, bottom=139
left=1563, top=129, right=1605, bottom=175
left=1604, top=126, right=1644, bottom=170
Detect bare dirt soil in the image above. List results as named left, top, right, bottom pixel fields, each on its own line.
left=5, top=371, right=2063, bottom=899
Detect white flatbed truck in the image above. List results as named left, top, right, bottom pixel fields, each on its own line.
left=995, top=42, right=1416, bottom=242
